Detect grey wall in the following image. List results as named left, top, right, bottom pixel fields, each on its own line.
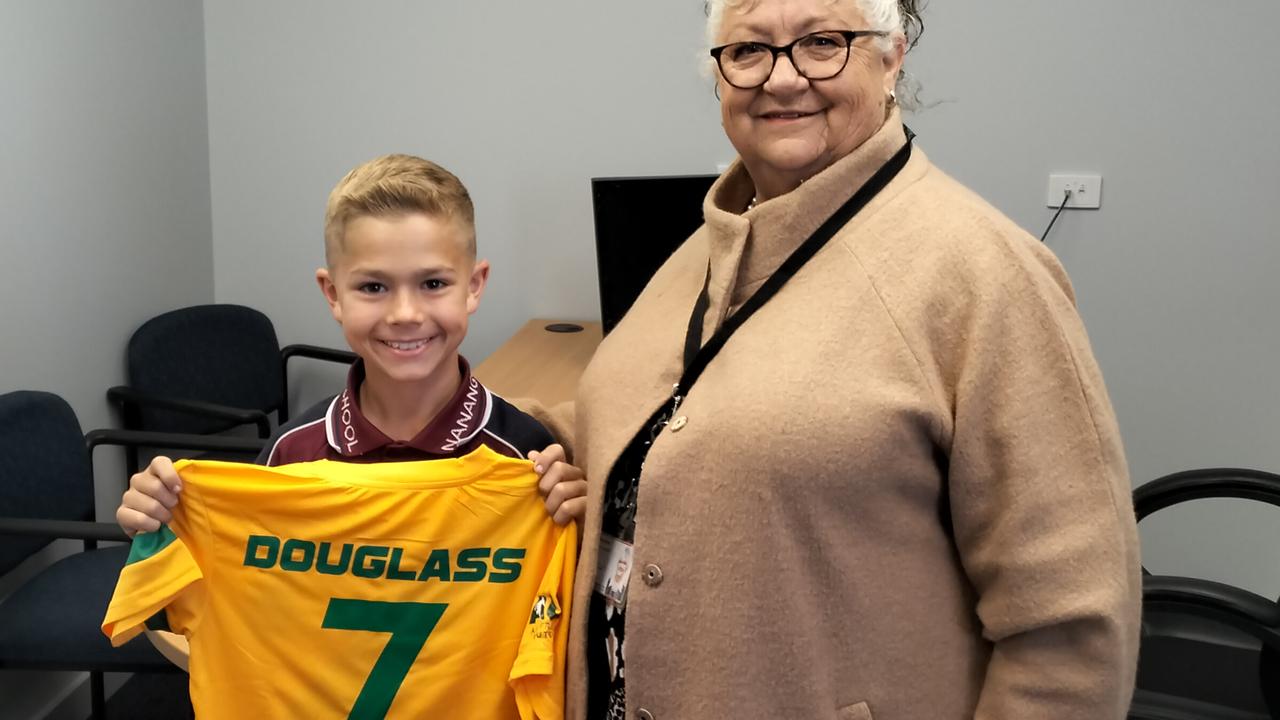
left=0, top=0, right=212, bottom=716
left=0, top=0, right=214, bottom=496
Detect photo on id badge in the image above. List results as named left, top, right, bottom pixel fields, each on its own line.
left=595, top=535, right=633, bottom=607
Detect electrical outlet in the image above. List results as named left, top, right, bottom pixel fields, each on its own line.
left=1047, top=173, right=1102, bottom=209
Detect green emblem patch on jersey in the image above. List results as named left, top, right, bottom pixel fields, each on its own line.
left=528, top=593, right=561, bottom=624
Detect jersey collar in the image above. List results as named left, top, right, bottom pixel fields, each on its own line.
left=324, top=357, right=492, bottom=458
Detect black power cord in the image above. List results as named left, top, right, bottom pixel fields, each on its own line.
left=1040, top=188, right=1073, bottom=242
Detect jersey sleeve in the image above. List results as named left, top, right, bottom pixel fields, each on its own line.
left=101, top=524, right=204, bottom=646
left=509, top=522, right=578, bottom=720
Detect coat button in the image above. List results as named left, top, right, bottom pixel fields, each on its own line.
left=642, top=563, right=664, bottom=587
left=637, top=709, right=655, bottom=720
left=669, top=415, right=688, bottom=432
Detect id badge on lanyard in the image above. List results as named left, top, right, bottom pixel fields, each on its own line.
left=593, top=534, right=634, bottom=609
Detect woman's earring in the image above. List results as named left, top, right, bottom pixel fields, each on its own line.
left=714, top=83, right=722, bottom=101
left=887, top=89, right=897, bottom=106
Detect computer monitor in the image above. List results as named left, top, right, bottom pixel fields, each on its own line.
left=591, top=173, right=718, bottom=334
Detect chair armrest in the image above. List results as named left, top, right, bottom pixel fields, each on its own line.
left=85, top=428, right=266, bottom=456
left=0, top=516, right=130, bottom=543
left=282, top=344, right=358, bottom=366
left=106, top=386, right=272, bottom=437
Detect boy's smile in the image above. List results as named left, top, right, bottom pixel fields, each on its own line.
left=317, top=212, right=488, bottom=430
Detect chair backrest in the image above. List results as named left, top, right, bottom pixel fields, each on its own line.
left=1132, top=468, right=1280, bottom=718
left=126, top=304, right=285, bottom=434
left=0, top=391, right=95, bottom=576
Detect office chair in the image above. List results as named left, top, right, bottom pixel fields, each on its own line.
left=1128, top=468, right=1280, bottom=720
left=107, top=303, right=356, bottom=473
left=0, top=390, right=265, bottom=720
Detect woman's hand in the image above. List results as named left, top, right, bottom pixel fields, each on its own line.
left=116, top=455, right=184, bottom=536
left=529, top=443, right=587, bottom=526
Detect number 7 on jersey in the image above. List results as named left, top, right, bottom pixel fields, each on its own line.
left=323, top=598, right=448, bottom=719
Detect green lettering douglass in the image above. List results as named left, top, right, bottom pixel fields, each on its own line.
left=242, top=534, right=525, bottom=584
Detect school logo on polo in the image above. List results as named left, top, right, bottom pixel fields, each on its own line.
left=337, top=389, right=359, bottom=453
left=442, top=376, right=482, bottom=451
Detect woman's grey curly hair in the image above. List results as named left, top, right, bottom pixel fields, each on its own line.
left=704, top=0, right=925, bottom=109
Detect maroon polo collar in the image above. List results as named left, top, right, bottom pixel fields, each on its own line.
left=324, top=357, right=491, bottom=458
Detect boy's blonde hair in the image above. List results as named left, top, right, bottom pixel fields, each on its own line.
left=323, top=154, right=476, bottom=265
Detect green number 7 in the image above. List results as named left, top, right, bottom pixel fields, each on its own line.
left=322, top=598, right=448, bottom=720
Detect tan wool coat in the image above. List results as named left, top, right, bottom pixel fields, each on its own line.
left=546, top=113, right=1142, bottom=719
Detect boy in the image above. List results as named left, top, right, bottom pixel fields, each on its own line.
left=117, top=154, right=585, bottom=529
left=109, top=155, right=585, bottom=719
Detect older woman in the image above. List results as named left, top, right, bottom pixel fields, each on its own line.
left=556, top=0, right=1142, bottom=718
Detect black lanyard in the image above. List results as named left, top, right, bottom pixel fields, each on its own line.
left=671, top=133, right=915, bottom=420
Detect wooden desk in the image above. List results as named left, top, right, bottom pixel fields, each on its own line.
left=146, top=319, right=602, bottom=671
left=146, top=629, right=190, bottom=671
left=474, top=319, right=602, bottom=407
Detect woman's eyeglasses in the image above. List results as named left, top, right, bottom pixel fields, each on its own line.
left=710, top=30, right=888, bottom=89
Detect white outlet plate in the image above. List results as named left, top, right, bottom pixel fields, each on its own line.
left=1047, top=173, right=1102, bottom=209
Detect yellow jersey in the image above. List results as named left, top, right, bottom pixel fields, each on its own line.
left=102, top=449, right=575, bottom=720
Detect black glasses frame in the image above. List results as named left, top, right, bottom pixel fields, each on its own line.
left=709, top=29, right=889, bottom=89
